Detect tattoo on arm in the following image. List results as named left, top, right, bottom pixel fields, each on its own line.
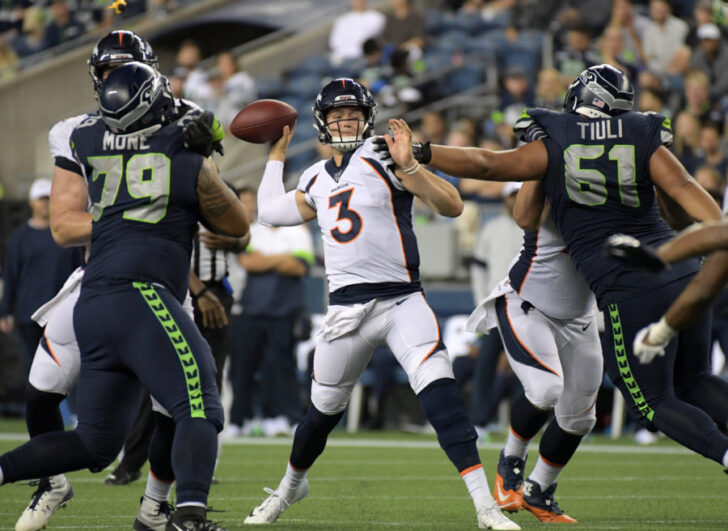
left=197, top=158, right=231, bottom=217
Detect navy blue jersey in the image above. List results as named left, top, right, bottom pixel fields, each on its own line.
left=522, top=108, right=699, bottom=308
left=71, top=115, right=202, bottom=301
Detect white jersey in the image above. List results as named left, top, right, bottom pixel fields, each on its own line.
left=297, top=138, right=420, bottom=303
left=507, top=215, right=594, bottom=320
left=49, top=114, right=91, bottom=173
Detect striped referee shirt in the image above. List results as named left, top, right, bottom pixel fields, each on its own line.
left=191, top=223, right=230, bottom=282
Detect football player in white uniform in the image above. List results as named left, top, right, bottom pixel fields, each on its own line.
left=243, top=78, right=519, bottom=530
left=16, top=30, right=223, bottom=531
left=468, top=179, right=602, bottom=524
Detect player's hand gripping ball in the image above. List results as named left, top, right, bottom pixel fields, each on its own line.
left=230, top=99, right=297, bottom=143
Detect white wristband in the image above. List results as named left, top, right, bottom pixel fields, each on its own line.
left=402, top=161, right=420, bottom=175
left=647, top=316, right=676, bottom=344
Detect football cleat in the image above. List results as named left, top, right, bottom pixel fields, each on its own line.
left=477, top=503, right=521, bottom=530
left=244, top=478, right=309, bottom=524
left=522, top=479, right=577, bottom=523
left=493, top=451, right=525, bottom=512
left=134, top=495, right=174, bottom=530
left=105, top=466, right=142, bottom=485
left=165, top=505, right=227, bottom=531
left=15, top=475, right=74, bottom=531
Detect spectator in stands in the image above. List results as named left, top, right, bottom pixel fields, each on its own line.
left=484, top=66, right=533, bottom=148
left=555, top=0, right=613, bottom=39
left=637, top=88, right=667, bottom=115
left=418, top=110, right=448, bottom=145
left=0, top=0, right=29, bottom=36
left=682, top=69, right=715, bottom=122
left=377, top=47, right=422, bottom=108
left=642, top=0, right=689, bottom=77
left=696, top=122, right=728, bottom=177
left=673, top=111, right=702, bottom=174
left=694, top=164, right=725, bottom=205
left=533, top=68, right=563, bottom=110
left=42, top=0, right=86, bottom=49
left=686, top=0, right=717, bottom=47
left=690, top=23, right=728, bottom=105
left=329, top=0, right=385, bottom=66
left=598, top=24, right=640, bottom=82
left=177, top=39, right=212, bottom=107
left=554, top=24, right=599, bottom=81
left=608, top=0, right=648, bottom=67
left=228, top=189, right=314, bottom=437
left=356, top=37, right=387, bottom=91
left=209, top=51, right=257, bottom=126
left=10, top=5, right=47, bottom=58
left=168, top=66, right=188, bottom=98
left=0, top=34, right=19, bottom=78
left=0, top=178, right=82, bottom=375
left=382, top=0, right=425, bottom=52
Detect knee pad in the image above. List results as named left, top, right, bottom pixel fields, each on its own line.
left=311, top=380, right=352, bottom=415
left=524, top=379, right=563, bottom=411
left=418, top=378, right=477, bottom=449
left=556, top=411, right=596, bottom=436
left=410, top=350, right=455, bottom=394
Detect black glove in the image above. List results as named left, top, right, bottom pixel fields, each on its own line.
left=371, top=136, right=433, bottom=170
left=514, top=122, right=547, bottom=144
left=183, top=111, right=224, bottom=157
left=604, top=234, right=669, bottom=272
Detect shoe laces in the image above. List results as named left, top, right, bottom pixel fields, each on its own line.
left=159, top=501, right=174, bottom=518
left=27, top=478, right=52, bottom=509
left=261, top=487, right=291, bottom=509
left=537, top=483, right=564, bottom=515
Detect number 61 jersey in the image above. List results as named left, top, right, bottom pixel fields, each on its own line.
left=70, top=115, right=202, bottom=301
left=296, top=137, right=421, bottom=305
left=523, top=108, right=700, bottom=309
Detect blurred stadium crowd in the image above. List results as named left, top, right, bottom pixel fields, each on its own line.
left=2, top=0, right=728, bottom=441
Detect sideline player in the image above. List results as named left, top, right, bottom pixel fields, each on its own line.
left=15, top=30, right=225, bottom=531
left=469, top=179, right=601, bottom=523
left=243, top=78, right=519, bottom=530
left=0, top=62, right=246, bottom=531
left=390, top=65, right=728, bottom=479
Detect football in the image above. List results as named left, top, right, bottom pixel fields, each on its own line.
left=229, top=99, right=298, bottom=143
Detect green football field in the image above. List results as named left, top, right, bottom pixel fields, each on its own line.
left=0, top=419, right=725, bottom=530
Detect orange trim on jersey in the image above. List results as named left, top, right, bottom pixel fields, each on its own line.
left=419, top=293, right=443, bottom=364
left=539, top=454, right=566, bottom=468
left=149, top=469, right=174, bottom=484
left=460, top=463, right=483, bottom=477
left=518, top=228, right=540, bottom=296
left=361, top=158, right=412, bottom=282
left=504, top=295, right=560, bottom=377
left=44, top=334, right=62, bottom=367
left=328, top=187, right=363, bottom=244
left=510, top=425, right=529, bottom=442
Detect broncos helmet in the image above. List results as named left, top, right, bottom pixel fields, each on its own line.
left=563, top=64, right=634, bottom=118
left=313, top=78, right=377, bottom=152
left=98, top=62, right=176, bottom=134
left=89, top=30, right=158, bottom=92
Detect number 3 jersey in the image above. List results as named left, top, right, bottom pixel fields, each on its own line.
left=522, top=108, right=699, bottom=309
left=70, top=115, right=202, bottom=301
left=297, top=137, right=421, bottom=305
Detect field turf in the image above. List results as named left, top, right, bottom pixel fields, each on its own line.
left=0, top=419, right=725, bottom=530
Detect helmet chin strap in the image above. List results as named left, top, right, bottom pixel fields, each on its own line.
left=575, top=107, right=612, bottom=119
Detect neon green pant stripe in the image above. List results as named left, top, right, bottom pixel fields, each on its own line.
left=608, top=303, right=654, bottom=422
left=133, top=281, right=206, bottom=419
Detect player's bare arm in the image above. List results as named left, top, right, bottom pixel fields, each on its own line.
left=649, top=146, right=722, bottom=223
left=257, top=125, right=317, bottom=225
left=197, top=156, right=249, bottom=237
left=384, top=119, right=462, bottom=217
left=50, top=166, right=92, bottom=247
left=239, top=251, right=306, bottom=276
left=512, top=180, right=549, bottom=230
left=427, top=138, right=548, bottom=183
left=656, top=221, right=728, bottom=263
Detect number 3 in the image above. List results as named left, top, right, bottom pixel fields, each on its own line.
left=328, top=189, right=362, bottom=243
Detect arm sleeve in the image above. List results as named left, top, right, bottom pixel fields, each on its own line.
left=257, top=161, right=306, bottom=227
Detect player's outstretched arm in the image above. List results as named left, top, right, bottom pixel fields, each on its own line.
left=384, top=119, right=462, bottom=217
left=650, top=146, right=722, bottom=223
left=197, top=157, right=249, bottom=238
left=656, top=221, right=728, bottom=263
left=257, top=125, right=316, bottom=226
left=427, top=139, right=548, bottom=182
left=50, top=166, right=92, bottom=247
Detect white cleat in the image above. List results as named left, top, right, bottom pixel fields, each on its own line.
left=133, top=495, right=174, bottom=530
left=244, top=479, right=309, bottom=525
left=477, top=503, right=521, bottom=530
left=15, top=475, right=74, bottom=531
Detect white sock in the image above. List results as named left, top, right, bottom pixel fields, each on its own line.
left=280, top=462, right=308, bottom=493
left=0, top=465, right=4, bottom=485
left=177, top=502, right=206, bottom=508
left=214, top=434, right=223, bottom=473
left=528, top=456, right=563, bottom=490
left=461, top=465, right=495, bottom=511
left=722, top=449, right=728, bottom=468
left=503, top=427, right=530, bottom=460
left=145, top=472, right=173, bottom=502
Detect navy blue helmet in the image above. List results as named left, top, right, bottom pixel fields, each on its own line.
left=89, top=30, right=158, bottom=92
left=313, top=78, right=377, bottom=151
left=98, top=62, right=175, bottom=134
left=563, top=64, right=634, bottom=118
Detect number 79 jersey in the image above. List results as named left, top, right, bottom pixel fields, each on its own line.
left=70, top=115, right=202, bottom=301
left=526, top=108, right=699, bottom=308
left=297, top=138, right=420, bottom=304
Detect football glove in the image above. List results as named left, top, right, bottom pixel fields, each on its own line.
left=633, top=325, right=668, bottom=364
left=371, top=136, right=433, bottom=169
left=514, top=122, right=548, bottom=143
left=183, top=111, right=225, bottom=157
left=604, top=234, right=669, bottom=272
